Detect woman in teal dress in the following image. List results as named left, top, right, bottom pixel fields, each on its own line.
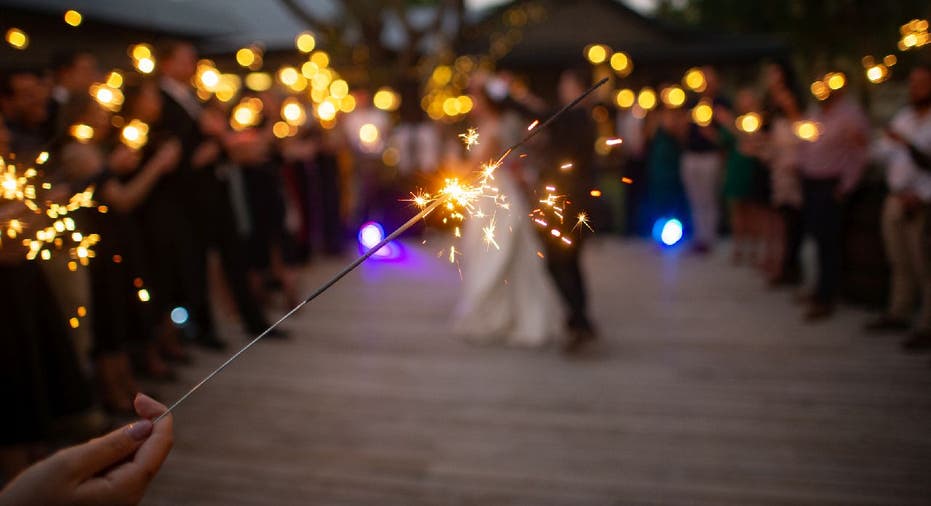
left=718, top=88, right=767, bottom=264
left=643, top=104, right=690, bottom=235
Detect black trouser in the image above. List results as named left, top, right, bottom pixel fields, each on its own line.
left=544, top=240, right=593, bottom=332
left=208, top=182, right=270, bottom=333
left=0, top=263, right=94, bottom=445
left=802, top=178, right=843, bottom=305
left=779, top=204, right=804, bottom=278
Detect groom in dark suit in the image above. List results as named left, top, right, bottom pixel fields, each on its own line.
left=541, top=68, right=598, bottom=354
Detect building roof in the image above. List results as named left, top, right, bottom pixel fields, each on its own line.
left=469, top=0, right=787, bottom=68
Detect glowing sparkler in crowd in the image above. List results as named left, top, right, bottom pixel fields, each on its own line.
left=120, top=119, right=149, bottom=150
left=152, top=77, right=610, bottom=424
left=1, top=153, right=99, bottom=260
left=458, top=128, right=480, bottom=150
left=736, top=112, right=762, bottom=134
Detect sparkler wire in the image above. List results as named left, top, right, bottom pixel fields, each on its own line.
left=153, top=77, right=609, bottom=423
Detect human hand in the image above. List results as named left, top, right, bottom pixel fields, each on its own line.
left=108, top=145, right=143, bottom=175
left=0, top=394, right=174, bottom=506
left=191, top=140, right=220, bottom=169
left=151, top=139, right=182, bottom=174
left=884, top=126, right=905, bottom=144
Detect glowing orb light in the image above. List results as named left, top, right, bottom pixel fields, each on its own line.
left=357, top=221, right=401, bottom=260
left=171, top=306, right=189, bottom=326
left=653, top=218, right=684, bottom=247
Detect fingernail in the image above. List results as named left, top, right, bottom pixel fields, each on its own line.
left=126, top=420, right=153, bottom=441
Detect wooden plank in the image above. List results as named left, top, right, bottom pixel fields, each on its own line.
left=142, top=240, right=931, bottom=505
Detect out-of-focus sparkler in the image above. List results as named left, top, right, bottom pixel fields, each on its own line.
left=153, top=77, right=610, bottom=424
left=458, top=127, right=480, bottom=150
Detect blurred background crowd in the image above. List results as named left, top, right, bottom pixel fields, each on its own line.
left=2, top=0, right=931, bottom=493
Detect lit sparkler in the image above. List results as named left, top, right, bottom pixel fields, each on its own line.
left=458, top=127, right=480, bottom=150
left=152, top=77, right=610, bottom=424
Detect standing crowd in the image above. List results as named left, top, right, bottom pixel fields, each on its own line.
left=626, top=61, right=931, bottom=352
left=0, top=39, right=376, bottom=484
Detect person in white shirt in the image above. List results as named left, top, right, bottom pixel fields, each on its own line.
left=866, top=65, right=931, bottom=352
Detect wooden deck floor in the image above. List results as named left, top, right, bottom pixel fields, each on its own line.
left=142, top=239, right=931, bottom=505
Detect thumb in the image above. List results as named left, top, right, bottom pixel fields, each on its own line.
left=66, top=419, right=153, bottom=480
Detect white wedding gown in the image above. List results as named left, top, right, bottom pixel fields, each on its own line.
left=452, top=125, right=564, bottom=347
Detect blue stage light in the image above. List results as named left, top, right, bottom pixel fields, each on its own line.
left=357, top=221, right=401, bottom=259
left=170, top=306, right=189, bottom=326
left=652, top=218, right=684, bottom=247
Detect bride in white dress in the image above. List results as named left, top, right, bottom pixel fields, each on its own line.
left=452, top=89, right=564, bottom=347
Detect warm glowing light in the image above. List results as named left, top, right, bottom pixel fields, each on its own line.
left=231, top=98, right=262, bottom=131
left=661, top=86, right=686, bottom=108
left=105, top=71, right=123, bottom=89
left=90, top=83, right=124, bottom=112
left=432, top=66, right=453, bottom=85
left=621, top=177, right=633, bottom=184
left=64, top=10, right=83, bottom=27
left=810, top=80, right=829, bottom=101
left=359, top=123, right=379, bottom=144
left=866, top=64, right=889, bottom=84
left=615, top=89, right=635, bottom=108
left=691, top=101, right=713, bottom=126
left=198, top=67, right=220, bottom=91
left=586, top=44, right=608, bottom=64
left=120, top=120, right=149, bottom=150
left=278, top=66, right=300, bottom=87
left=245, top=72, right=272, bottom=91
left=736, top=112, right=761, bottom=133
left=272, top=121, right=292, bottom=139
left=136, top=57, right=155, bottom=74
left=794, top=120, right=820, bottom=142
left=329, top=79, right=349, bottom=99
left=683, top=67, right=706, bottom=92
left=130, top=43, right=152, bottom=60
left=281, top=99, right=306, bottom=126
left=6, top=28, right=28, bottom=49
left=637, top=88, right=657, bottom=110
left=373, top=88, right=399, bottom=111
left=825, top=72, right=846, bottom=90
left=605, top=138, right=623, bottom=146
left=309, top=51, right=330, bottom=68
left=316, top=100, right=337, bottom=121
left=137, top=289, right=151, bottom=302
left=590, top=190, right=602, bottom=197
left=70, top=124, right=95, bottom=142
left=236, top=48, right=256, bottom=67
left=610, top=52, right=631, bottom=74
left=295, top=32, right=316, bottom=53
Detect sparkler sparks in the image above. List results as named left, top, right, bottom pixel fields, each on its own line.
left=152, top=77, right=610, bottom=424
left=458, top=127, right=480, bottom=150
left=1, top=155, right=99, bottom=260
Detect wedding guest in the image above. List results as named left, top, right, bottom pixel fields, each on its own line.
left=761, top=84, right=805, bottom=285
left=716, top=88, right=766, bottom=265
left=542, top=68, right=597, bottom=352
left=681, top=66, right=729, bottom=253
left=796, top=85, right=870, bottom=321
left=150, top=39, right=225, bottom=350
left=866, top=65, right=931, bottom=353
left=0, top=114, right=97, bottom=484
